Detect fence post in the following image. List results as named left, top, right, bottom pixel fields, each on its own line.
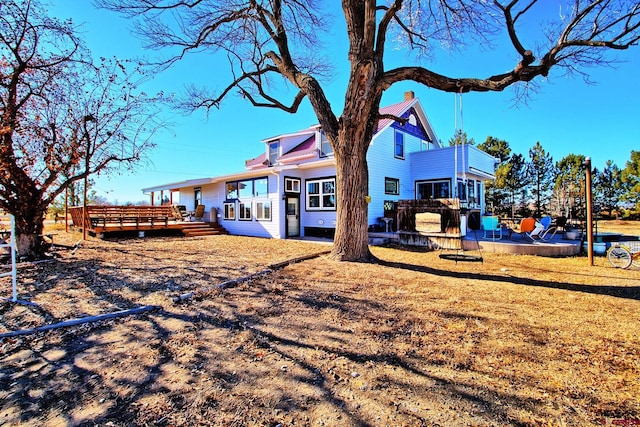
left=0, top=213, right=18, bottom=301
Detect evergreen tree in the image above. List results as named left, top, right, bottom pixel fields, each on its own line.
left=448, top=130, right=475, bottom=146
left=504, top=153, right=529, bottom=218
left=621, top=150, right=640, bottom=212
left=527, top=142, right=555, bottom=217
left=478, top=136, right=511, bottom=214
left=594, top=160, right=623, bottom=217
left=554, top=154, right=586, bottom=220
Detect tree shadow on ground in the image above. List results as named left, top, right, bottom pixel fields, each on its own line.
left=1, top=242, right=637, bottom=426
left=377, top=258, right=640, bottom=300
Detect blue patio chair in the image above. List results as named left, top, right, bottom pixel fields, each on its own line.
left=482, top=215, right=502, bottom=240
left=528, top=216, right=557, bottom=241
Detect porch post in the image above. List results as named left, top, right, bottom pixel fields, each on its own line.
left=585, top=157, right=594, bottom=266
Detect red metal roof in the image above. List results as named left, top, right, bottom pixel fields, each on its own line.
left=278, top=135, right=317, bottom=161
left=245, top=152, right=268, bottom=169
left=376, top=98, right=416, bottom=133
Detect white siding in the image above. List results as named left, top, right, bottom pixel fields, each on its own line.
left=366, top=127, right=427, bottom=226
left=216, top=175, right=282, bottom=238
left=298, top=165, right=337, bottom=236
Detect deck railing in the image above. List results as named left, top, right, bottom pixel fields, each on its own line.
left=68, top=205, right=179, bottom=232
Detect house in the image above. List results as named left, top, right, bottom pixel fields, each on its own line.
left=142, top=91, right=497, bottom=239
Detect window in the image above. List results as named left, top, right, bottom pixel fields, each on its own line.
left=416, top=180, right=451, bottom=200
left=194, top=187, right=202, bottom=207
left=239, top=202, right=252, bottom=221
left=455, top=179, right=477, bottom=202
left=225, top=177, right=268, bottom=199
left=421, top=140, right=433, bottom=151
left=285, top=177, right=300, bottom=193
left=320, top=131, right=333, bottom=157
left=223, top=202, right=235, bottom=220
left=226, top=182, right=238, bottom=199
left=238, top=179, right=253, bottom=198
left=255, top=201, right=272, bottom=221
left=268, top=142, right=279, bottom=165
left=467, top=180, right=476, bottom=204
left=306, top=177, right=336, bottom=210
left=385, top=177, right=399, bottom=195
left=457, top=180, right=467, bottom=200
left=394, top=131, right=404, bottom=159
left=254, top=178, right=268, bottom=197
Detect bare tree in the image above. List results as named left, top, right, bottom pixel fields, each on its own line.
left=98, top=0, right=640, bottom=261
left=1, top=0, right=162, bottom=258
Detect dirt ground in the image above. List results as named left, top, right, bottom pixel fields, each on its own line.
left=1, top=222, right=639, bottom=426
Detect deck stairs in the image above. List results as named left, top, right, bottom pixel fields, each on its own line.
left=181, top=222, right=228, bottom=237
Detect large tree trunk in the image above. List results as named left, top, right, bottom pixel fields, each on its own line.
left=329, top=86, right=381, bottom=262
left=331, top=137, right=372, bottom=262
left=11, top=195, right=47, bottom=259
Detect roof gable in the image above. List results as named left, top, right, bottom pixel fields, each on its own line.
left=244, top=94, right=440, bottom=169
left=389, top=107, right=431, bottom=141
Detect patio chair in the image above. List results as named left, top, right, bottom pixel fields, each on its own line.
left=172, top=205, right=186, bottom=221
left=193, top=204, right=205, bottom=221
left=481, top=215, right=502, bottom=240
left=532, top=216, right=558, bottom=242
left=508, top=217, right=536, bottom=240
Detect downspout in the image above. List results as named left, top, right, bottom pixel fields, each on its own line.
left=270, top=168, right=283, bottom=238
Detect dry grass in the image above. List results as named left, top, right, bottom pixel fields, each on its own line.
left=0, top=223, right=639, bottom=426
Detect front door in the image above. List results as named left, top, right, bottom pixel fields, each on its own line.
left=286, top=196, right=300, bottom=237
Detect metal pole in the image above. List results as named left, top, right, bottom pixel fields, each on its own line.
left=83, top=175, right=88, bottom=240
left=65, top=187, right=69, bottom=233
left=585, top=157, right=594, bottom=266
left=10, top=214, right=17, bottom=301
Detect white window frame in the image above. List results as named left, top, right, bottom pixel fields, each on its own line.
left=268, top=142, right=279, bottom=165
left=223, top=202, right=236, bottom=220
left=306, top=177, right=336, bottom=211
left=320, top=131, right=333, bottom=157
left=255, top=200, right=272, bottom=221
left=285, top=178, right=301, bottom=193
left=239, top=202, right=252, bottom=221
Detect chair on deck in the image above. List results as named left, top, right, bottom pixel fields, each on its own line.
left=531, top=216, right=557, bottom=242
left=172, top=205, right=185, bottom=221
left=508, top=217, right=536, bottom=240
left=481, top=215, right=502, bottom=240
left=193, top=204, right=205, bottom=221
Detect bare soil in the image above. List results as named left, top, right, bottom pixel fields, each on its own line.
left=1, top=222, right=639, bottom=426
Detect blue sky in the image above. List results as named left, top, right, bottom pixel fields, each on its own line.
left=49, top=2, right=640, bottom=204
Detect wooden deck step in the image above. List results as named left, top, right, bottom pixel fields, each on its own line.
left=181, top=222, right=228, bottom=237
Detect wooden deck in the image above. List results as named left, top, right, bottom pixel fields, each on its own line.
left=68, top=206, right=227, bottom=237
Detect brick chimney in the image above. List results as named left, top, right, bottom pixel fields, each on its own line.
left=404, top=91, right=415, bottom=101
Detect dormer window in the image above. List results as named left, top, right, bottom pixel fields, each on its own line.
left=268, top=142, right=279, bottom=165
left=320, top=131, right=333, bottom=157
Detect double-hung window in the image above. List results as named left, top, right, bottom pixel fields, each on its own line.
left=239, top=202, right=252, bottom=221
left=255, top=201, right=272, bottom=221
left=394, top=131, right=405, bottom=159
left=306, top=177, right=336, bottom=210
left=223, top=202, right=235, bottom=220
